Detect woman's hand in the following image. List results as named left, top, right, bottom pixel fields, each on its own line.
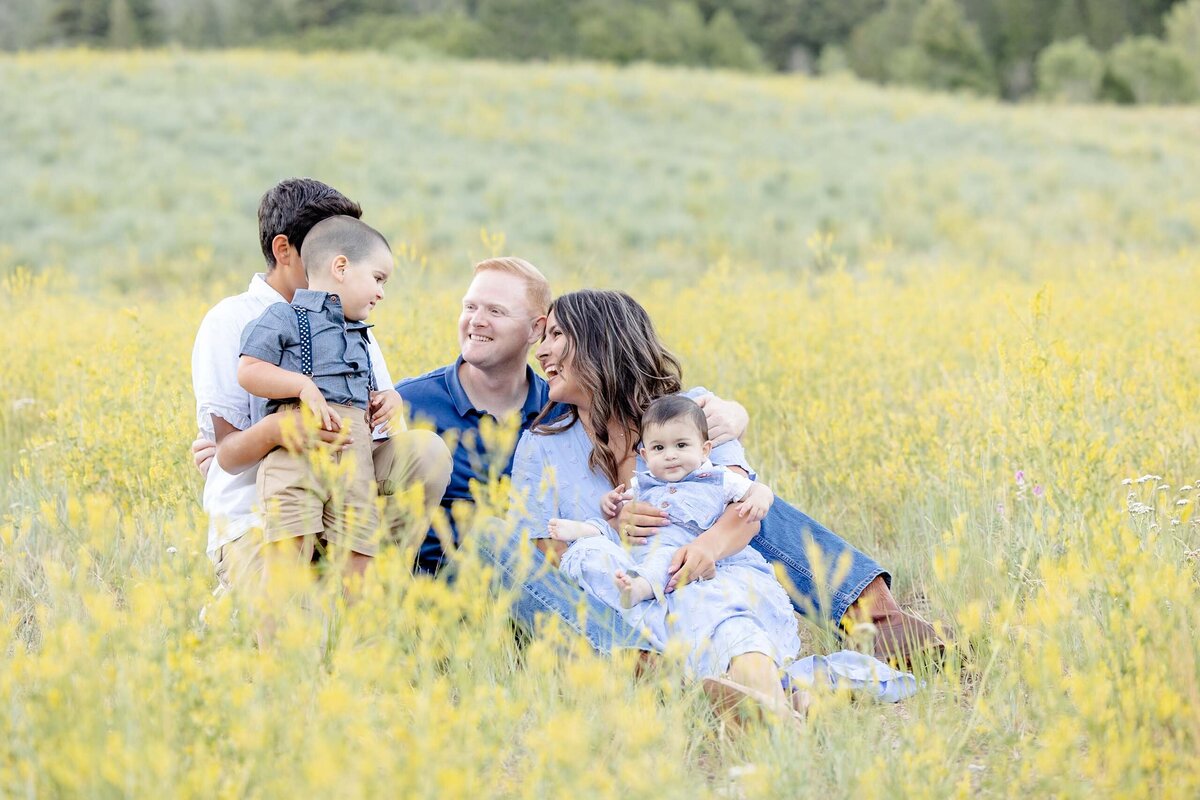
left=665, top=540, right=718, bottom=592
left=615, top=500, right=668, bottom=545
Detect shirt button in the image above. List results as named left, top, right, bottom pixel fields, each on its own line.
left=660, top=501, right=670, bottom=509
left=668, top=486, right=677, bottom=493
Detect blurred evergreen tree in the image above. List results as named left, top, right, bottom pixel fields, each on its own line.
left=891, top=0, right=995, bottom=93
left=1107, top=34, right=1196, bottom=102
left=478, top=0, right=578, bottom=59
left=847, top=0, right=922, bottom=83
left=1164, top=0, right=1200, bottom=81
left=1036, top=35, right=1104, bottom=100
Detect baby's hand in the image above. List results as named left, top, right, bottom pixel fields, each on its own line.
left=736, top=483, right=774, bottom=523
left=299, top=380, right=341, bottom=432
left=369, top=389, right=406, bottom=432
left=600, top=483, right=631, bottom=519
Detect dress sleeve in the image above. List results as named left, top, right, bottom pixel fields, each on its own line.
left=509, top=430, right=558, bottom=540
left=682, top=386, right=757, bottom=479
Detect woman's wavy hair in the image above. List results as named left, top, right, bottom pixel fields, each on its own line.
left=532, top=290, right=683, bottom=486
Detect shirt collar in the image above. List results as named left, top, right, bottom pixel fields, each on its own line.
left=446, top=356, right=545, bottom=420
left=291, top=288, right=329, bottom=312
left=250, top=273, right=287, bottom=303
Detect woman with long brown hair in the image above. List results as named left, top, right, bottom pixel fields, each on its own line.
left=509, top=289, right=921, bottom=715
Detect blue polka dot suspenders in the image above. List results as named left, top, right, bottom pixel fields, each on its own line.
left=291, top=304, right=376, bottom=391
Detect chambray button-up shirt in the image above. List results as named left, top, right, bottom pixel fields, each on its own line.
left=239, top=289, right=375, bottom=413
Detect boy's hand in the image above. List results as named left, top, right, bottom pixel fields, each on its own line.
left=600, top=483, right=631, bottom=519
left=369, top=389, right=406, bottom=432
left=736, top=483, right=774, bottom=523
left=299, top=380, right=340, bottom=432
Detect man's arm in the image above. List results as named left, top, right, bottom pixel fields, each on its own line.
left=694, top=393, right=749, bottom=446
left=213, top=414, right=283, bottom=474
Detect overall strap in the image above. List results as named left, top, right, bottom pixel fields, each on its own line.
left=364, top=335, right=377, bottom=393
left=291, top=304, right=313, bottom=377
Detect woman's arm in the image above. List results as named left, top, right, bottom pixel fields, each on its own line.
left=510, top=432, right=566, bottom=562
left=664, top=504, right=759, bottom=593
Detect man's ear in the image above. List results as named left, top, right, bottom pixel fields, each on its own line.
left=530, top=314, right=547, bottom=343
left=331, top=255, right=349, bottom=283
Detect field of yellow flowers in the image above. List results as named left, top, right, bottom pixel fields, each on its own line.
left=3, top=49, right=1200, bottom=797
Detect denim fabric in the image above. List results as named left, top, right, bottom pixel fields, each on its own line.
left=749, top=498, right=889, bottom=625
left=473, top=517, right=652, bottom=655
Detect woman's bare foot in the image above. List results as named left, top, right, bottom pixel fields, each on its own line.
left=614, top=570, right=655, bottom=608
left=547, top=518, right=601, bottom=542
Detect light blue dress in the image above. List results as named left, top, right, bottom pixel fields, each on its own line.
left=509, top=404, right=803, bottom=679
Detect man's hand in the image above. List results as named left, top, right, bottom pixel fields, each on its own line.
left=600, top=483, right=631, bottom=519
left=736, top=483, right=774, bottom=522
left=694, top=393, right=749, bottom=446
left=192, top=436, right=216, bottom=477
left=299, top=380, right=341, bottom=432
left=665, top=540, right=718, bottom=592
left=614, top=500, right=668, bottom=546
left=369, top=389, right=406, bottom=432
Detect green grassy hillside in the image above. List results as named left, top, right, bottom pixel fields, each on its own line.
left=4, top=49, right=1199, bottom=293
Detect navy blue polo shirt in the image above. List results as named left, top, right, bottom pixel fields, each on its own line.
left=397, top=357, right=549, bottom=573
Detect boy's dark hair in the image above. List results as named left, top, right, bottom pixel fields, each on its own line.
left=301, top=215, right=391, bottom=276
left=641, top=394, right=709, bottom=441
left=258, top=178, right=363, bottom=269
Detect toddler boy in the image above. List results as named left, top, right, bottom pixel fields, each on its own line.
left=226, top=215, right=404, bottom=575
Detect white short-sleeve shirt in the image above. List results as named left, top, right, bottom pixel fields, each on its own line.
left=191, top=274, right=393, bottom=558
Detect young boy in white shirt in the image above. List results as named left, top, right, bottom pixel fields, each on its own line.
left=191, top=179, right=450, bottom=590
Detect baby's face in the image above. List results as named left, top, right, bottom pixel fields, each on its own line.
left=640, top=418, right=711, bottom=481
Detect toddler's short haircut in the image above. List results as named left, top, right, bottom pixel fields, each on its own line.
left=300, top=216, right=391, bottom=276
left=641, top=394, right=709, bottom=441
left=258, top=178, right=363, bottom=269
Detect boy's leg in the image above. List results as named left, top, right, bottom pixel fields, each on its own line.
left=471, top=517, right=656, bottom=656
left=373, top=430, right=452, bottom=551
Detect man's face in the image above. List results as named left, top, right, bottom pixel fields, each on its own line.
left=459, top=271, right=544, bottom=369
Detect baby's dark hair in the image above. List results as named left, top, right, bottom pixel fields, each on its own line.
left=300, top=215, right=390, bottom=276
left=641, top=394, right=709, bottom=440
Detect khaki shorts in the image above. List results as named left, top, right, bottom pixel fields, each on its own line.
left=257, top=402, right=381, bottom=557
left=218, top=421, right=453, bottom=591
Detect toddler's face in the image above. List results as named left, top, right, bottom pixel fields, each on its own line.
left=337, top=248, right=393, bottom=321
left=640, top=418, right=711, bottom=481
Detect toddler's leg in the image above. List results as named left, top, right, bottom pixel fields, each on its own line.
left=614, top=571, right=656, bottom=608
left=548, top=518, right=605, bottom=542
left=614, top=548, right=675, bottom=606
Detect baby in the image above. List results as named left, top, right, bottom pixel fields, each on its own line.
left=548, top=393, right=773, bottom=608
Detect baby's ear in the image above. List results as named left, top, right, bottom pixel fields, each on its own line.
left=702, top=440, right=713, bottom=456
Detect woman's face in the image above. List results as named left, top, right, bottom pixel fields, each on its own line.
left=536, top=309, right=586, bottom=408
